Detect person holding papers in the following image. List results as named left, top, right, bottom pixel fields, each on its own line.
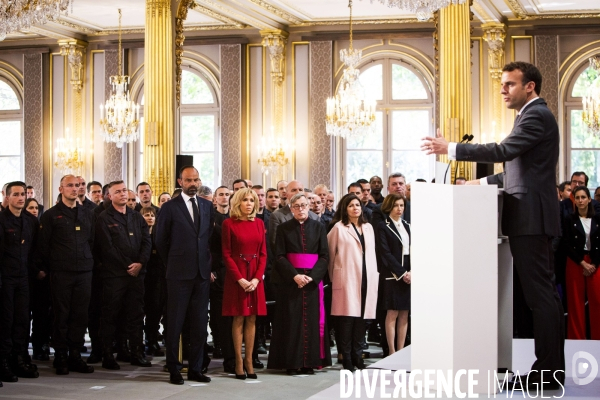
left=375, top=193, right=411, bottom=355
left=327, top=194, right=379, bottom=371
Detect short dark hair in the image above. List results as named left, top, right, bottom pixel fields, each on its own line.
left=266, top=188, right=278, bottom=195
left=198, top=186, right=212, bottom=196
left=381, top=193, right=406, bottom=215
left=172, top=188, right=183, bottom=198
left=108, top=180, right=125, bottom=189
left=369, top=176, right=382, bottom=182
left=573, top=186, right=595, bottom=218
left=87, top=181, right=102, bottom=192
left=558, top=181, right=571, bottom=192
left=6, top=181, right=26, bottom=196
left=347, top=182, right=362, bottom=192
left=595, top=186, right=600, bottom=195
left=102, top=184, right=110, bottom=196
left=455, top=177, right=466, bottom=182
left=356, top=178, right=369, bottom=185
left=571, top=171, right=589, bottom=186
left=26, top=185, right=34, bottom=190
left=252, top=185, right=264, bottom=190
left=415, top=178, right=427, bottom=183
left=140, top=206, right=156, bottom=216
left=502, top=62, right=543, bottom=95
left=331, top=193, right=367, bottom=227
left=178, top=165, right=198, bottom=179
left=215, top=185, right=229, bottom=193
left=24, top=198, right=39, bottom=209
left=136, top=181, right=151, bottom=191
left=232, top=179, right=248, bottom=189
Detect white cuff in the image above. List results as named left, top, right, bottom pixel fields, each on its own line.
left=480, top=178, right=488, bottom=185
left=448, top=142, right=457, bottom=161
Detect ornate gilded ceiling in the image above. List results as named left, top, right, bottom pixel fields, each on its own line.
left=2, top=0, right=599, bottom=42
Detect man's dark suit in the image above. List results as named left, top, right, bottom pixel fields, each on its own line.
left=456, top=98, right=564, bottom=377
left=155, top=194, right=215, bottom=374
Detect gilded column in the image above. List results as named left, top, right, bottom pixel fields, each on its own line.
left=261, top=30, right=288, bottom=135
left=438, top=3, right=473, bottom=181
left=59, top=39, right=87, bottom=176
left=482, top=23, right=506, bottom=174
left=145, top=0, right=175, bottom=199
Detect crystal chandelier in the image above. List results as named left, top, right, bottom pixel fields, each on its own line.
left=368, top=0, right=466, bottom=22
left=54, top=128, right=84, bottom=175
left=99, top=9, right=140, bottom=149
left=582, top=57, right=600, bottom=136
left=326, top=0, right=377, bottom=139
left=257, top=133, right=289, bottom=175
left=0, top=0, right=73, bottom=41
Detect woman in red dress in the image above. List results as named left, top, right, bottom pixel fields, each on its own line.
left=222, top=188, right=267, bottom=379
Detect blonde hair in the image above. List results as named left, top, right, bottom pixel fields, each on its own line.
left=229, top=188, right=259, bottom=220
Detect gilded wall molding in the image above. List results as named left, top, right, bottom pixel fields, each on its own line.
left=261, top=30, right=288, bottom=86
left=191, top=3, right=246, bottom=28
left=503, top=0, right=600, bottom=20
left=59, top=39, right=87, bottom=92
left=175, top=0, right=194, bottom=106
left=291, top=18, right=422, bottom=27
left=248, top=0, right=302, bottom=24
left=195, top=0, right=271, bottom=29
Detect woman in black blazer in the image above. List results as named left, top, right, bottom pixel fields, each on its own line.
left=375, top=193, right=411, bottom=354
left=563, top=186, right=600, bottom=340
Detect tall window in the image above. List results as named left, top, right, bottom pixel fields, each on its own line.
left=344, top=59, right=434, bottom=187
left=566, top=64, right=600, bottom=187
left=0, top=78, right=22, bottom=191
left=180, top=69, right=220, bottom=189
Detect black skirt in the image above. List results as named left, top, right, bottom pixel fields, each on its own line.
left=384, top=255, right=411, bottom=311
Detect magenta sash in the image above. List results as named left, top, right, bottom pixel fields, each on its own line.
left=286, top=253, right=326, bottom=359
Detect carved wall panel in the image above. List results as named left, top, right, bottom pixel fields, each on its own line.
left=104, top=50, right=124, bottom=182
left=24, top=53, right=44, bottom=202
left=220, top=44, right=242, bottom=187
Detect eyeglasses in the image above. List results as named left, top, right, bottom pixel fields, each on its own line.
left=571, top=180, right=586, bottom=186
left=292, top=203, right=309, bottom=210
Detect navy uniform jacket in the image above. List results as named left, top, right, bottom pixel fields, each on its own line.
left=0, top=208, right=39, bottom=280
left=95, top=204, right=152, bottom=278
left=563, top=213, right=600, bottom=265
left=81, top=197, right=97, bottom=213
left=154, top=194, right=215, bottom=280
left=39, top=201, right=95, bottom=272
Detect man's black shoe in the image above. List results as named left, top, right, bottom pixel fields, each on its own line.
left=252, top=357, right=264, bottom=369
left=255, top=344, right=268, bottom=355
left=32, top=348, right=49, bottom=361
left=0, top=358, right=18, bottom=382
left=188, top=370, right=211, bottom=383
left=169, top=369, right=184, bottom=385
left=11, top=355, right=39, bottom=378
left=130, top=347, right=151, bottom=367
left=68, top=349, right=94, bottom=373
left=53, top=351, right=69, bottom=375
left=147, top=341, right=164, bottom=357
left=116, top=341, right=131, bottom=363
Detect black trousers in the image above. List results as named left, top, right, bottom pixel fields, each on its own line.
left=166, top=276, right=210, bottom=373
left=337, top=316, right=366, bottom=364
left=509, top=235, right=565, bottom=376
left=100, top=274, right=145, bottom=348
left=208, top=282, right=224, bottom=348
left=50, top=271, right=92, bottom=352
left=88, top=270, right=103, bottom=352
left=30, top=275, right=52, bottom=349
left=144, top=271, right=167, bottom=343
left=0, top=276, right=29, bottom=357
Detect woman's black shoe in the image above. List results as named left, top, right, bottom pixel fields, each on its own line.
left=235, top=373, right=246, bottom=380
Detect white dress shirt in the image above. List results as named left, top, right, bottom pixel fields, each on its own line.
left=180, top=191, right=196, bottom=222
left=393, top=218, right=410, bottom=256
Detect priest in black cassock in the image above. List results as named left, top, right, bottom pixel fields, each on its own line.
left=267, top=193, right=331, bottom=375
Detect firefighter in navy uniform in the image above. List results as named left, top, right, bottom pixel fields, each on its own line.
left=39, top=175, right=95, bottom=375
left=0, top=182, right=40, bottom=383
left=95, top=180, right=152, bottom=370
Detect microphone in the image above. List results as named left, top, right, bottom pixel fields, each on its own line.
left=443, top=134, right=471, bottom=184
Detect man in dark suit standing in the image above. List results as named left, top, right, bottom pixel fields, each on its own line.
left=423, top=62, right=564, bottom=390
left=155, top=166, right=215, bottom=385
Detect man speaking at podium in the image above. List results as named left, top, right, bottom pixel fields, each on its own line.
left=422, top=62, right=564, bottom=391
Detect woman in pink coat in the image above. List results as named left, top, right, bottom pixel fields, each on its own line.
left=327, top=193, right=379, bottom=371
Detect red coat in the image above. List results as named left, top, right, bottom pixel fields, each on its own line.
left=221, top=217, right=267, bottom=316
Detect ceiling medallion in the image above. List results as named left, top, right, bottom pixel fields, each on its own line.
left=99, top=9, right=140, bottom=148
left=582, top=56, right=600, bottom=136
left=326, top=0, right=376, bottom=139
left=368, top=0, right=466, bottom=21
left=0, top=0, right=74, bottom=41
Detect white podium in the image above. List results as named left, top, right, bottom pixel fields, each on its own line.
left=411, top=183, right=512, bottom=394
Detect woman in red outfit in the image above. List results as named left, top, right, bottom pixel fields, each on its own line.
left=222, top=188, right=267, bottom=379
left=563, top=186, right=600, bottom=339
